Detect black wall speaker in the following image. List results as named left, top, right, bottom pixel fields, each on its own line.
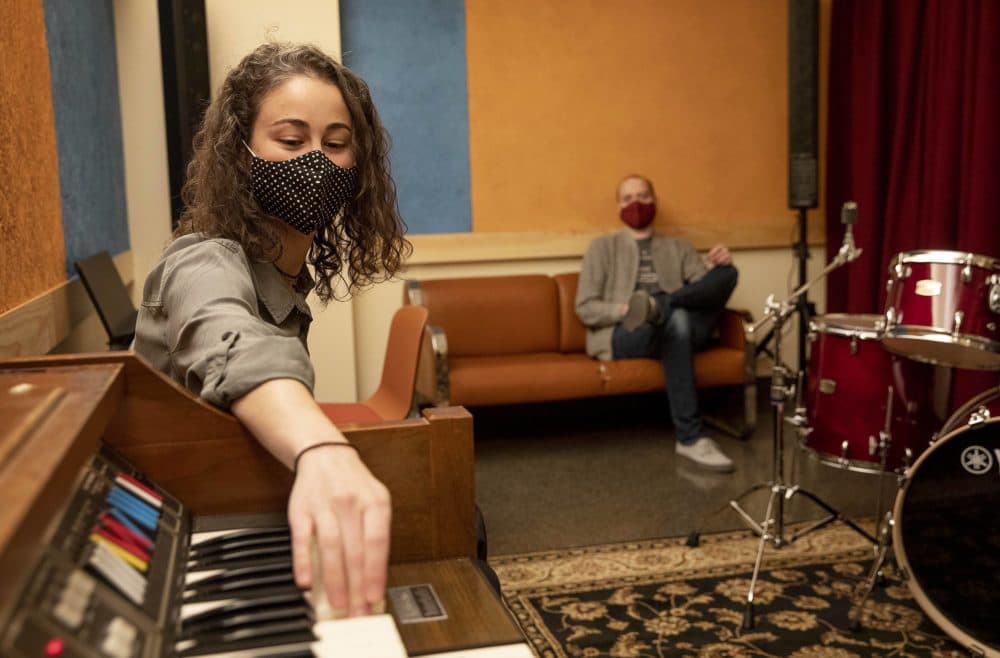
left=158, top=0, right=211, bottom=228
left=788, top=0, right=819, bottom=210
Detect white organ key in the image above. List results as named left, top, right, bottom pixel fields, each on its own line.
left=311, top=614, right=407, bottom=658
left=183, top=568, right=225, bottom=586
left=180, top=598, right=240, bottom=621
left=189, top=530, right=240, bottom=546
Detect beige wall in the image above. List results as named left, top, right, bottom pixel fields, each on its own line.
left=113, top=0, right=173, bottom=304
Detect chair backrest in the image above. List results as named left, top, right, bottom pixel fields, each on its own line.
left=74, top=251, right=137, bottom=350
left=365, top=305, right=430, bottom=420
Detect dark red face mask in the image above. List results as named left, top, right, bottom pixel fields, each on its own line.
left=619, top=201, right=656, bottom=230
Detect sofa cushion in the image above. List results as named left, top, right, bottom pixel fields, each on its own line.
left=448, top=353, right=606, bottom=406
left=420, top=275, right=560, bottom=357
left=553, top=272, right=587, bottom=353
left=598, top=346, right=747, bottom=395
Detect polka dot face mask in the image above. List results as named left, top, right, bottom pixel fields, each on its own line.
left=244, top=143, right=359, bottom=235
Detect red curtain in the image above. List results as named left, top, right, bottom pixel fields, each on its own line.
left=825, top=0, right=1000, bottom=404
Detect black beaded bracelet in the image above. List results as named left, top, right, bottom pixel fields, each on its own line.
left=293, top=441, right=358, bottom=474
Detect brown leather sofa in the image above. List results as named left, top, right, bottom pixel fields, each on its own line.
left=405, top=272, right=756, bottom=436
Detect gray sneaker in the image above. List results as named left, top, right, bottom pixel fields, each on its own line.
left=622, top=290, right=657, bottom=331
left=675, top=437, right=735, bottom=473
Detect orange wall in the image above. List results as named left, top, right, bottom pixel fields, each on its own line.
left=0, top=1, right=66, bottom=314
left=466, top=0, right=828, bottom=247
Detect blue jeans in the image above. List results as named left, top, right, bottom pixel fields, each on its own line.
left=612, top=265, right=738, bottom=444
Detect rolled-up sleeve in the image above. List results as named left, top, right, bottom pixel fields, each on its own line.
left=158, top=241, right=314, bottom=409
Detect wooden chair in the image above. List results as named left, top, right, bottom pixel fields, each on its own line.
left=319, top=305, right=430, bottom=424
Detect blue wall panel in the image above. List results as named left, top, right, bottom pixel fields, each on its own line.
left=43, top=0, right=129, bottom=275
left=341, top=0, right=472, bottom=234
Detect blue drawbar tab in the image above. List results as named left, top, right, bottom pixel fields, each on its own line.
left=107, top=500, right=156, bottom=532
left=108, top=489, right=158, bottom=529
left=109, top=485, right=160, bottom=520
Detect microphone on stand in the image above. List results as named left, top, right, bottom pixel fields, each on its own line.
left=839, top=201, right=862, bottom=262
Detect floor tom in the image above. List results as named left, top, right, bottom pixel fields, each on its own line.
left=804, top=314, right=940, bottom=473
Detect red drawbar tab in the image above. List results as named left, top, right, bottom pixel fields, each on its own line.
left=93, top=526, right=152, bottom=564
left=116, top=473, right=163, bottom=502
left=100, top=513, right=153, bottom=550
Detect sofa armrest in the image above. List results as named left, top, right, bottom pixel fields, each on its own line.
left=406, top=280, right=452, bottom=407
left=414, top=324, right=451, bottom=408
left=717, top=308, right=750, bottom=349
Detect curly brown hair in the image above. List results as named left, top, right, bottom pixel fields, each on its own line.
left=176, top=42, right=410, bottom=302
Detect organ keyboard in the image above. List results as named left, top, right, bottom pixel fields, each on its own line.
left=0, top=354, right=527, bottom=657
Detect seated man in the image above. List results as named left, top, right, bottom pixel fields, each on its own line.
left=575, top=174, right=739, bottom=471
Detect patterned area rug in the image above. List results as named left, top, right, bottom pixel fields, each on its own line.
left=491, top=522, right=965, bottom=657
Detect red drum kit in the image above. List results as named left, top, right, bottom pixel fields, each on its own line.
left=798, top=250, right=1000, bottom=656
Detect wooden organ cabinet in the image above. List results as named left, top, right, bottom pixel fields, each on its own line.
left=0, top=353, right=527, bottom=657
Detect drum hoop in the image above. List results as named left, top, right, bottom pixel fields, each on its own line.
left=892, top=416, right=1000, bottom=658
left=883, top=329, right=1000, bottom=357
left=891, top=250, right=1000, bottom=271
left=938, top=385, right=1000, bottom=436
left=808, top=313, right=883, bottom=340
left=803, top=446, right=900, bottom=474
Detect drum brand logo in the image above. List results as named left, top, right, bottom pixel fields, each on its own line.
left=960, top=445, right=995, bottom=475
left=914, top=279, right=942, bottom=296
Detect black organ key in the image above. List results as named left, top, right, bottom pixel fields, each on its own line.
left=186, top=542, right=292, bottom=569
left=177, top=527, right=323, bottom=657
left=183, top=561, right=296, bottom=599
left=189, top=526, right=290, bottom=550
left=189, top=531, right=292, bottom=557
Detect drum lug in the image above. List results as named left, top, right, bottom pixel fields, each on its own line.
left=952, top=310, right=964, bottom=336
left=850, top=335, right=859, bottom=355
left=961, top=262, right=973, bottom=283
left=884, top=307, right=897, bottom=329
left=989, top=274, right=1000, bottom=313
left=903, top=447, right=912, bottom=469
left=839, top=440, right=850, bottom=467
left=893, top=262, right=911, bottom=279
left=868, top=435, right=877, bottom=456
left=969, top=405, right=992, bottom=426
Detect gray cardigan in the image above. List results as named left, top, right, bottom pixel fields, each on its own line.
left=575, top=230, right=708, bottom=360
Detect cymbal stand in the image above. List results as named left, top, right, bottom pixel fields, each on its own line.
left=849, top=387, right=903, bottom=629
left=731, top=238, right=877, bottom=630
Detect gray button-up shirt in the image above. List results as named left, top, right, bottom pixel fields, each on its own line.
left=134, top=234, right=315, bottom=410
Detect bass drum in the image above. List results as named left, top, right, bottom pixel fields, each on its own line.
left=893, top=415, right=1000, bottom=657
